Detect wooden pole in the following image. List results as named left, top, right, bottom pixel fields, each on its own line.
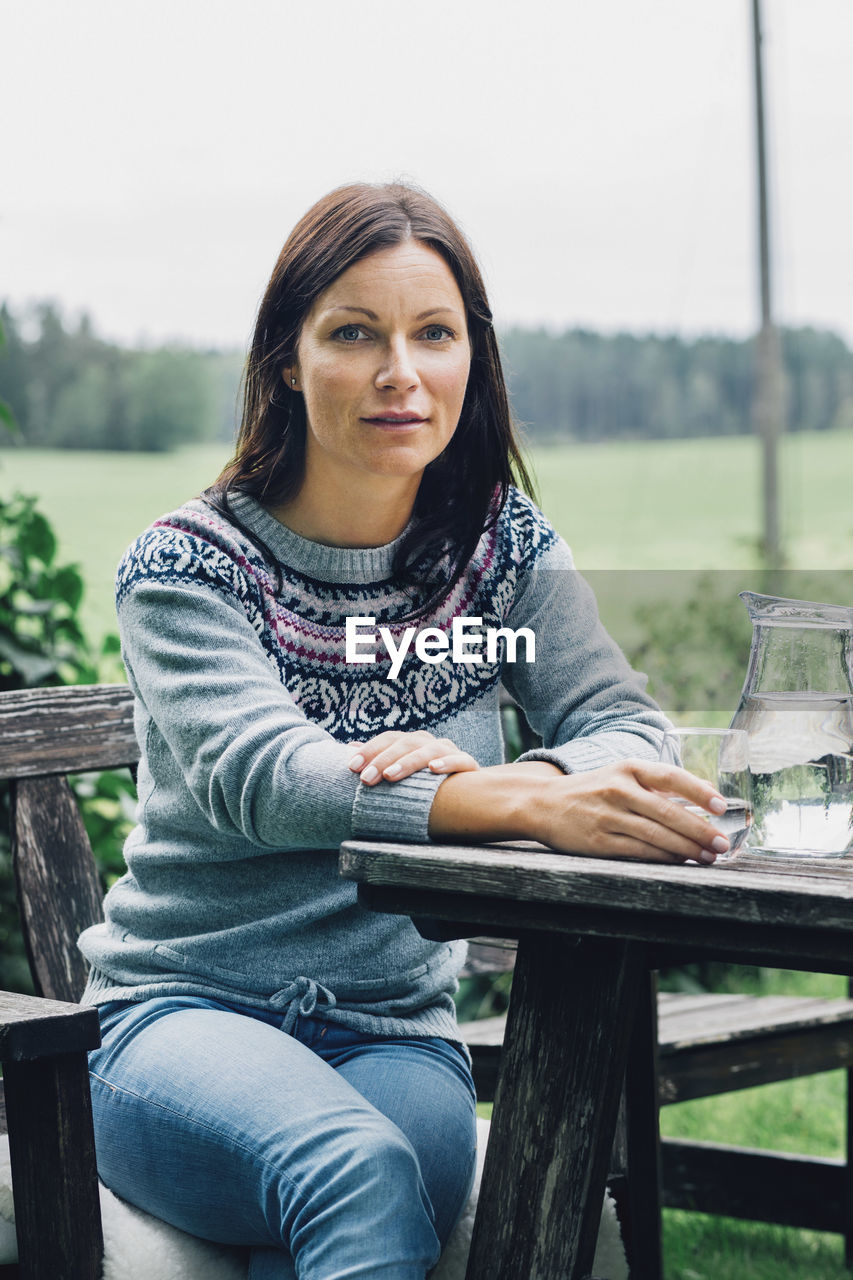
left=752, top=0, right=785, bottom=571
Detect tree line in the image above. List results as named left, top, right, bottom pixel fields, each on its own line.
left=0, top=302, right=242, bottom=451
left=500, top=325, right=853, bottom=441
left=1, top=300, right=852, bottom=452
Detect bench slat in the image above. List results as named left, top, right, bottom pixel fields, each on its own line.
left=661, top=1138, right=848, bottom=1232
left=12, top=776, right=106, bottom=1003
left=460, top=997, right=853, bottom=1054
left=460, top=991, right=853, bottom=1105
left=658, top=993, right=853, bottom=1050
left=0, top=685, right=137, bottom=780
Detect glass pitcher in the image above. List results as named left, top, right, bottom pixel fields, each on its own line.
left=729, top=593, right=853, bottom=857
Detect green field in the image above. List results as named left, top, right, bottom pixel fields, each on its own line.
left=532, top=429, right=853, bottom=572
left=3, top=429, right=852, bottom=644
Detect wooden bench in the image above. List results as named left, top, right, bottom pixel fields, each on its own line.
left=2, top=682, right=853, bottom=1278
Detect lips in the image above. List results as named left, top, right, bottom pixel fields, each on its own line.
left=361, top=412, right=427, bottom=425
left=360, top=413, right=428, bottom=432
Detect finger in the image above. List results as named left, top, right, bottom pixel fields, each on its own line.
left=427, top=753, right=480, bottom=774
left=358, top=738, right=443, bottom=785
left=562, top=763, right=727, bottom=857
left=615, top=762, right=730, bottom=851
left=379, top=737, right=476, bottom=780
left=622, top=808, right=727, bottom=862
left=630, top=790, right=730, bottom=855
left=599, top=840, right=708, bottom=865
left=347, top=732, right=430, bottom=772
left=633, top=761, right=728, bottom=815
left=549, top=827, right=694, bottom=864
left=378, top=744, right=476, bottom=783
left=560, top=820, right=721, bottom=865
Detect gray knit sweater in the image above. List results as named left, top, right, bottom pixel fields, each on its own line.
left=78, top=488, right=669, bottom=1039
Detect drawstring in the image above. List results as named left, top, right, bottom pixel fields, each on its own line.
left=270, top=977, right=337, bottom=1034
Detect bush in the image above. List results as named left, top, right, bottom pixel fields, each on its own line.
left=0, top=491, right=99, bottom=689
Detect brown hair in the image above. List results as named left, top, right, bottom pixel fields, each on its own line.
left=209, top=181, right=535, bottom=611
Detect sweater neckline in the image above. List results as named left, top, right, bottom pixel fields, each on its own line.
left=223, top=492, right=412, bottom=584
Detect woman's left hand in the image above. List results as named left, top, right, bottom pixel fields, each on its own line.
left=348, top=731, right=480, bottom=786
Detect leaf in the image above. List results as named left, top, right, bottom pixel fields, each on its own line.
left=0, top=635, right=59, bottom=685
left=52, top=614, right=89, bottom=643
left=10, top=598, right=56, bottom=616
left=16, top=510, right=56, bottom=566
left=49, top=564, right=85, bottom=610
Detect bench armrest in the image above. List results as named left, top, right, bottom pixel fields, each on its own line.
left=0, top=991, right=105, bottom=1275
left=0, top=991, right=100, bottom=1062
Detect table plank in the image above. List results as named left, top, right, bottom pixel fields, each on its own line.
left=341, top=840, right=853, bottom=933
left=353, top=879, right=853, bottom=975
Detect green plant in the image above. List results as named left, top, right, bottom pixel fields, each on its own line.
left=0, top=490, right=99, bottom=688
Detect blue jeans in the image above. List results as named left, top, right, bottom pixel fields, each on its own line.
left=88, top=997, right=478, bottom=1280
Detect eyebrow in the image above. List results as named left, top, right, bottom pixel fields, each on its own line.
left=325, top=306, right=460, bottom=321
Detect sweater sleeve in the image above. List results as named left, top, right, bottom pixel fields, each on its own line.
left=118, top=578, right=445, bottom=852
left=500, top=528, right=671, bottom=772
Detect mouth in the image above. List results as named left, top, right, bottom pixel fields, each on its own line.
left=361, top=414, right=428, bottom=430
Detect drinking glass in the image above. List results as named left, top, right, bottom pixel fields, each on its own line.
left=658, top=728, right=753, bottom=860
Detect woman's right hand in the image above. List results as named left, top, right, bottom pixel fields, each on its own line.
left=526, top=758, right=730, bottom=864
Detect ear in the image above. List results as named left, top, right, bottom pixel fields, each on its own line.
left=283, top=367, right=300, bottom=392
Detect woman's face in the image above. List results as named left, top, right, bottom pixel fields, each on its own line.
left=288, top=240, right=471, bottom=499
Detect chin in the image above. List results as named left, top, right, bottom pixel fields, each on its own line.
left=367, top=449, right=440, bottom=478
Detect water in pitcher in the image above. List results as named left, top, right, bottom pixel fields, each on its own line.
left=736, top=692, right=853, bottom=856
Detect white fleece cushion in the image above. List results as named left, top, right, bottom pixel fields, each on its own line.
left=0, top=1118, right=628, bottom=1279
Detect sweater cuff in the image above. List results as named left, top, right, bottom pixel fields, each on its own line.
left=520, top=730, right=663, bottom=774
left=352, top=770, right=447, bottom=844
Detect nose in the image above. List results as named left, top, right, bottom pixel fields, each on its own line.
left=375, top=337, right=420, bottom=391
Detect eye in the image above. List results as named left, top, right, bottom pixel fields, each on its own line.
left=422, top=325, right=453, bottom=342
left=333, top=324, right=368, bottom=343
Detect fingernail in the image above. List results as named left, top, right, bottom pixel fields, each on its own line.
left=349, top=754, right=365, bottom=771
left=709, top=795, right=727, bottom=814
left=429, top=758, right=445, bottom=770
left=361, top=765, right=378, bottom=784
left=699, top=849, right=717, bottom=864
left=711, top=835, right=730, bottom=854
left=384, top=762, right=402, bottom=777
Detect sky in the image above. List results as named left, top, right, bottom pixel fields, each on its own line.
left=3, top=0, right=852, bottom=351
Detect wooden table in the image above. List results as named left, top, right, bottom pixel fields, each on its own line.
left=338, top=839, right=853, bottom=1280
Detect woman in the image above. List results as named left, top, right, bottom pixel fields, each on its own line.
left=80, top=182, right=729, bottom=1280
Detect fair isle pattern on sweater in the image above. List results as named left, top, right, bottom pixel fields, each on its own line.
left=114, top=489, right=559, bottom=742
